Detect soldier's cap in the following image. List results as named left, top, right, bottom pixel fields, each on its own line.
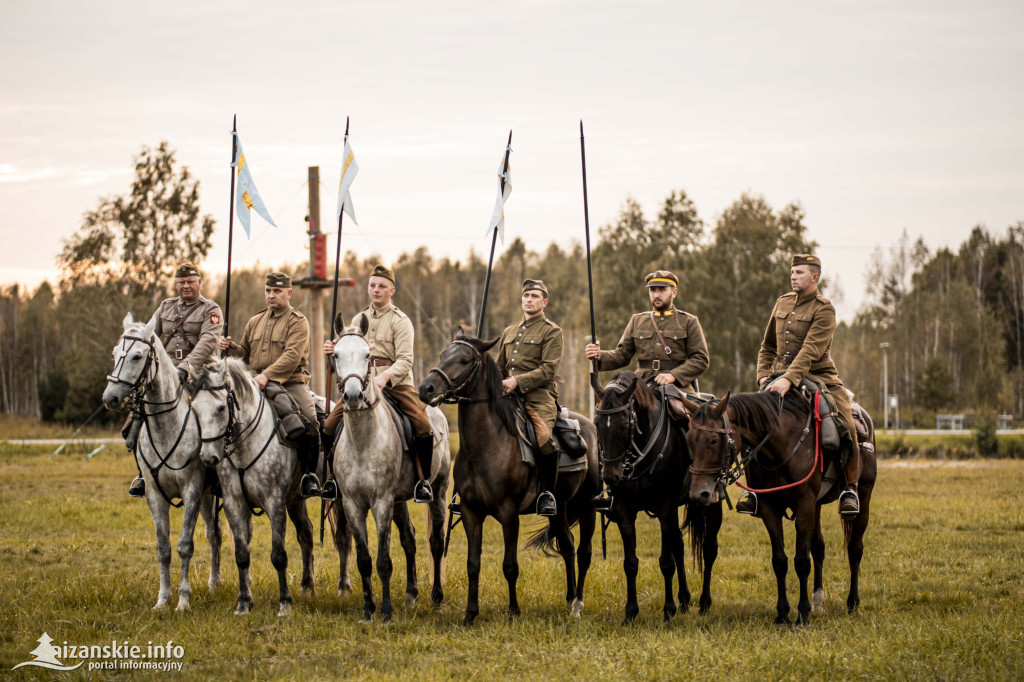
left=644, top=270, right=679, bottom=288
left=522, top=279, right=549, bottom=296
left=791, top=254, right=822, bottom=268
left=174, top=262, right=200, bottom=279
left=369, top=264, right=395, bottom=284
left=265, top=272, right=292, bottom=288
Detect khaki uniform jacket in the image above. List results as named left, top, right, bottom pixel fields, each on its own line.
left=230, top=305, right=311, bottom=385
left=351, top=302, right=415, bottom=389
left=495, top=313, right=563, bottom=406
left=153, top=295, right=223, bottom=374
left=599, top=309, right=709, bottom=389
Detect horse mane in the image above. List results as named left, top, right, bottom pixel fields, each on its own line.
left=460, top=334, right=518, bottom=436
left=719, top=391, right=806, bottom=436
left=194, top=356, right=257, bottom=408
left=597, top=371, right=656, bottom=412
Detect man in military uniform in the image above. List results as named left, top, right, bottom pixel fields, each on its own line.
left=321, top=264, right=435, bottom=503
left=216, top=272, right=322, bottom=498
left=752, top=254, right=860, bottom=517
left=495, top=279, right=564, bottom=516
left=585, top=270, right=709, bottom=392
left=127, top=262, right=223, bottom=497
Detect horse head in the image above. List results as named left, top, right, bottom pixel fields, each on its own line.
left=418, top=326, right=497, bottom=407
left=593, top=372, right=645, bottom=486
left=191, top=358, right=253, bottom=467
left=684, top=392, right=734, bottom=505
left=103, top=312, right=159, bottom=409
left=333, top=317, right=378, bottom=411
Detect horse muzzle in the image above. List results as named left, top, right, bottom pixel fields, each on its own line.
left=200, top=449, right=222, bottom=467
left=102, top=385, right=126, bottom=409
left=418, top=378, right=443, bottom=406
left=689, top=478, right=720, bottom=506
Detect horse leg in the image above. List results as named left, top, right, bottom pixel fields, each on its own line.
left=498, top=507, right=521, bottom=620
left=618, top=510, right=641, bottom=624
left=222, top=494, right=253, bottom=615
left=427, top=485, right=448, bottom=608
left=847, top=472, right=875, bottom=613
left=372, top=497, right=396, bottom=623
left=199, top=491, right=222, bottom=591
left=812, top=506, right=826, bottom=613
left=793, top=500, right=817, bottom=626
left=696, top=502, right=723, bottom=615
left=332, top=501, right=353, bottom=594
left=550, top=512, right=577, bottom=606
left=658, top=508, right=681, bottom=622
left=571, top=498, right=595, bottom=618
left=343, top=498, right=375, bottom=621
left=286, top=498, right=315, bottom=597
left=145, top=492, right=173, bottom=609
left=462, top=508, right=485, bottom=626
left=762, top=509, right=791, bottom=626
left=392, top=501, right=419, bottom=606
left=174, top=480, right=204, bottom=611
left=269, top=502, right=293, bottom=617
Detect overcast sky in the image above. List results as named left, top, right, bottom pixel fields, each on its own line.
left=2, top=0, right=1021, bottom=319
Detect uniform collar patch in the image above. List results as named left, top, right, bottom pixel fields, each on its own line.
left=651, top=309, right=675, bottom=317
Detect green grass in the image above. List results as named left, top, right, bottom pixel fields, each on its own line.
left=2, top=440, right=1023, bottom=680
left=0, top=413, right=120, bottom=440
left=877, top=431, right=1024, bottom=458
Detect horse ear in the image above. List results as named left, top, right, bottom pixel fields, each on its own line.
left=681, top=396, right=701, bottom=414
left=454, top=326, right=465, bottom=340
left=621, top=376, right=639, bottom=402
left=589, top=372, right=605, bottom=403
left=333, top=313, right=346, bottom=338
left=358, top=313, right=369, bottom=336
left=711, top=391, right=732, bottom=419
left=142, top=314, right=157, bottom=340
left=122, top=312, right=134, bottom=329
left=478, top=336, right=499, bottom=353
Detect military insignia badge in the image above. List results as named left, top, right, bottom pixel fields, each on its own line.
left=211, top=313, right=220, bottom=325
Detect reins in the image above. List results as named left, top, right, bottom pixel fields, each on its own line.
left=595, top=383, right=671, bottom=482
left=334, top=332, right=381, bottom=412
left=426, top=340, right=487, bottom=404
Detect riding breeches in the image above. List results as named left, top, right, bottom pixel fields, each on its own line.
left=524, top=397, right=556, bottom=448
left=283, top=381, right=317, bottom=425
left=322, top=383, right=431, bottom=437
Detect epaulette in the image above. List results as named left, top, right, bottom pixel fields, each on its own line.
left=815, top=292, right=831, bottom=304
left=393, top=307, right=408, bottom=319
left=780, top=291, right=798, bottom=300
left=543, top=318, right=560, bottom=329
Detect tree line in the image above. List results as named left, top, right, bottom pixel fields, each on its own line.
left=1, top=142, right=1019, bottom=428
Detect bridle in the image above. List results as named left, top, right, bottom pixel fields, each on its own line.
left=333, top=332, right=380, bottom=412
left=425, top=340, right=485, bottom=404
left=594, top=383, right=671, bottom=482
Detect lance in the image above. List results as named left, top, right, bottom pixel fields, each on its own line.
left=475, top=129, right=512, bottom=339
left=322, top=116, right=350, bottom=547
left=223, top=115, right=238, bottom=341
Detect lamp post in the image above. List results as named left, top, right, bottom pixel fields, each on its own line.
left=880, top=342, right=890, bottom=430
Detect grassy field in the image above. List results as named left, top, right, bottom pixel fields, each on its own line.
left=1, top=439, right=1023, bottom=680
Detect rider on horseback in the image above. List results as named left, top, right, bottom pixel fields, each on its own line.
left=322, top=264, right=436, bottom=503
left=216, top=272, right=323, bottom=498
left=752, top=254, right=861, bottom=518
left=495, top=279, right=564, bottom=517
left=127, top=262, right=223, bottom=497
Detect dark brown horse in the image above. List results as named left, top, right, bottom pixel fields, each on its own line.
left=418, top=329, right=600, bottom=625
left=591, top=372, right=723, bottom=623
left=684, top=390, right=876, bottom=625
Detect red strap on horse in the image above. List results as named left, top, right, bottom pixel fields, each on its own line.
left=734, top=390, right=822, bottom=494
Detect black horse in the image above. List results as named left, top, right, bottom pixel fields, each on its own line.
left=592, top=372, right=723, bottom=623
left=684, top=390, right=877, bottom=625
left=418, top=329, right=600, bottom=625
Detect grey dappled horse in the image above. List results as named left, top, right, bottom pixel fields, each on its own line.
left=102, top=313, right=221, bottom=611
left=191, top=357, right=318, bottom=617
left=332, top=320, right=450, bottom=622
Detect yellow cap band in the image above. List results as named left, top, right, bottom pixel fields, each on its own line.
left=648, top=277, right=675, bottom=286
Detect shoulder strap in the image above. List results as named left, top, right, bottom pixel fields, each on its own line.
left=161, top=302, right=206, bottom=347
left=648, top=312, right=673, bottom=356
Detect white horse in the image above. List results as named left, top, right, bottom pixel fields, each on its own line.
left=191, top=357, right=321, bottom=617
left=102, top=312, right=221, bottom=611
left=332, top=319, right=450, bottom=622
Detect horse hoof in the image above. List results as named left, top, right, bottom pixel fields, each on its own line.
left=175, top=601, right=191, bottom=613
left=774, top=617, right=791, bottom=628
left=406, top=593, right=417, bottom=607
left=152, top=602, right=169, bottom=611
left=208, top=577, right=221, bottom=591
left=431, top=589, right=443, bottom=608
left=812, top=589, right=825, bottom=613
left=571, top=599, right=584, bottom=618
left=462, top=613, right=477, bottom=627
left=278, top=602, right=292, bottom=618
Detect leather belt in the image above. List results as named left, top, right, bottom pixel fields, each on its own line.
left=780, top=353, right=830, bottom=366
left=638, top=358, right=682, bottom=372
left=369, top=357, right=394, bottom=368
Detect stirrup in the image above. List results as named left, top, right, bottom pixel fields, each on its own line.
left=319, top=479, right=338, bottom=501
left=735, top=491, right=758, bottom=516
left=593, top=489, right=613, bottom=514
left=414, top=480, right=433, bottom=503
left=448, top=495, right=461, bottom=516
left=300, top=473, right=322, bottom=498
left=838, top=489, right=860, bottom=518
left=128, top=476, right=146, bottom=498
left=536, top=491, right=557, bottom=517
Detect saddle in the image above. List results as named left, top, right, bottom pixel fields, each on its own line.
left=661, top=384, right=717, bottom=424
left=381, top=389, right=414, bottom=453
left=511, top=398, right=588, bottom=474
left=263, top=381, right=314, bottom=445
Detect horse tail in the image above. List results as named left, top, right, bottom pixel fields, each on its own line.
left=842, top=516, right=854, bottom=553
left=525, top=502, right=582, bottom=556
left=682, top=501, right=706, bottom=574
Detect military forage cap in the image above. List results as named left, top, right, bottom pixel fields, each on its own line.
left=644, top=270, right=679, bottom=288
left=369, top=264, right=395, bottom=283
left=791, top=254, right=822, bottom=268
left=174, top=262, right=200, bottom=279
left=522, top=279, right=549, bottom=296
left=265, top=272, right=292, bottom=288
